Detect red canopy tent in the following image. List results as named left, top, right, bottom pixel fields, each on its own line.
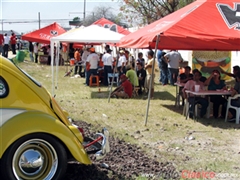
left=119, top=0, right=240, bottom=51
left=92, top=17, right=131, bottom=35
left=21, top=22, right=66, bottom=44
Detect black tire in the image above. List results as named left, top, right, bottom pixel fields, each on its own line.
left=1, top=133, right=67, bottom=180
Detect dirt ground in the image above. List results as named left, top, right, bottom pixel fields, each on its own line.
left=64, top=120, right=180, bottom=180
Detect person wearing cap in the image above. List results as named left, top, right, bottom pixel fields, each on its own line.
left=221, top=65, right=240, bottom=82
left=74, top=48, right=82, bottom=75
left=145, top=50, right=158, bottom=98
left=117, top=49, right=127, bottom=76
left=102, top=48, right=114, bottom=86
left=126, top=64, right=139, bottom=87
left=85, top=47, right=100, bottom=86
left=110, top=74, right=132, bottom=98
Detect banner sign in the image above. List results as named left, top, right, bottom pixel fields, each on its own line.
left=192, top=51, right=231, bottom=80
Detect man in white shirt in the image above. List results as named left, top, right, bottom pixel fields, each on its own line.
left=81, top=47, right=90, bottom=78
left=102, top=49, right=114, bottom=86
left=164, top=50, right=183, bottom=85
left=182, top=70, right=209, bottom=118
left=85, top=47, right=99, bottom=86
left=3, top=33, right=10, bottom=58
left=117, top=50, right=127, bottom=75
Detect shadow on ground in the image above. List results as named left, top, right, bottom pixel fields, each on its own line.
left=162, top=104, right=240, bottom=130
left=91, top=90, right=176, bottom=101
left=65, top=163, right=130, bottom=180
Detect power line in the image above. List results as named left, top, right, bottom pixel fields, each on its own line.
left=0, top=19, right=72, bottom=24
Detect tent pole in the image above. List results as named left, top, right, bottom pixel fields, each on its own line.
left=108, top=46, right=119, bottom=103
left=133, top=48, right=137, bottom=91
left=55, top=42, right=60, bottom=89
left=144, top=35, right=160, bottom=126
left=51, top=40, right=55, bottom=96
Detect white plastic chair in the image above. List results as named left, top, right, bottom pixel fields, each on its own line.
left=108, top=73, right=119, bottom=89
left=183, top=93, right=199, bottom=119
left=225, top=94, right=240, bottom=124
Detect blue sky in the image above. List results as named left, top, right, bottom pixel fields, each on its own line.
left=0, top=0, right=120, bottom=34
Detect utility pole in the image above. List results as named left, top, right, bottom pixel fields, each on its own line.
left=38, top=12, right=41, bottom=29
left=83, top=0, right=86, bottom=24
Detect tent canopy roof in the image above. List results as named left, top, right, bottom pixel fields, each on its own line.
left=92, top=17, right=131, bottom=35
left=119, top=0, right=240, bottom=51
left=51, top=25, right=125, bottom=44
left=21, top=22, right=66, bottom=44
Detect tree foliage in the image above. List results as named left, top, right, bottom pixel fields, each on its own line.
left=73, top=17, right=80, bottom=21
left=118, top=0, right=196, bottom=26
left=83, top=6, right=122, bottom=27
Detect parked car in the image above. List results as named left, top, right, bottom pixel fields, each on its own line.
left=0, top=56, right=110, bottom=180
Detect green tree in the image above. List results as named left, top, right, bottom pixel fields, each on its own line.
left=118, top=0, right=196, bottom=26
left=73, top=17, right=80, bottom=21
left=69, top=16, right=81, bottom=27
left=83, top=6, right=122, bottom=26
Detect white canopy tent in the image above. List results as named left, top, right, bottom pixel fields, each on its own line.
left=50, top=25, right=125, bottom=95
left=51, top=25, right=125, bottom=44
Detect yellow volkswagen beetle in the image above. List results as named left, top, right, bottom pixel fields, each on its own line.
left=0, top=56, right=110, bottom=180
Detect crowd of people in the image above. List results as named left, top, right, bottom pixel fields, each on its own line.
left=157, top=50, right=184, bottom=86
left=68, top=45, right=150, bottom=99
left=0, top=31, right=19, bottom=58
left=1, top=39, right=240, bottom=121
left=64, top=45, right=240, bottom=122
left=181, top=65, right=240, bottom=121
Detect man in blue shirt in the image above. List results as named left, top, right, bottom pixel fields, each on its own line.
left=157, top=50, right=168, bottom=85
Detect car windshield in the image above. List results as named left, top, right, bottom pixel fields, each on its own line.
left=13, top=60, right=42, bottom=87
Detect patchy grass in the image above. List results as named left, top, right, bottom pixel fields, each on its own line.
left=18, top=59, right=240, bottom=179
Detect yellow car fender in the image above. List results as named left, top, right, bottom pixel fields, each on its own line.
left=0, top=110, right=91, bottom=165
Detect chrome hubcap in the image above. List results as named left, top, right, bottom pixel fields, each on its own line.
left=12, top=139, right=58, bottom=180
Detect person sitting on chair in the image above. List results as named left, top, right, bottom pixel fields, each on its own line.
left=182, top=70, right=209, bottom=118
left=205, top=69, right=227, bottom=119
left=192, top=69, right=207, bottom=83
left=126, top=64, right=139, bottom=87
left=180, top=66, right=193, bottom=83
left=227, top=72, right=240, bottom=122
left=111, top=74, right=132, bottom=99
left=179, top=66, right=194, bottom=105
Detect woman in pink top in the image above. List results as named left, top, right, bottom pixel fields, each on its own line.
left=182, top=70, right=209, bottom=118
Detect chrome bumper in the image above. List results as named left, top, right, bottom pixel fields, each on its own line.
left=84, top=128, right=110, bottom=160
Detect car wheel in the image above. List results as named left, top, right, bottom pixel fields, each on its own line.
left=1, top=133, right=67, bottom=180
